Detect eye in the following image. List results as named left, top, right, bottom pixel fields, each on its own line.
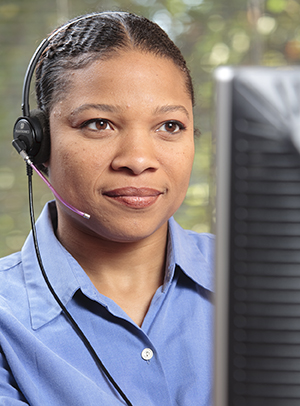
left=157, top=121, right=186, bottom=134
left=81, top=119, right=113, bottom=131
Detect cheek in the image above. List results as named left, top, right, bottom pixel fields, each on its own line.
left=167, top=144, right=195, bottom=192
left=48, top=137, right=113, bottom=198
left=48, top=139, right=88, bottom=187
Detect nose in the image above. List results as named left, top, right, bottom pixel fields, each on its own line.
left=111, top=130, right=159, bottom=175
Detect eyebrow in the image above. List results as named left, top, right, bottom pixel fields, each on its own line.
left=154, top=105, right=190, bottom=119
left=70, top=104, right=120, bottom=116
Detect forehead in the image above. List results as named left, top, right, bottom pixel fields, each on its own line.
left=55, top=50, right=192, bottom=111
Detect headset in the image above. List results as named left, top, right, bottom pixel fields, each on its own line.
left=12, top=12, right=109, bottom=164
left=11, top=13, right=132, bottom=406
left=12, top=14, right=93, bottom=219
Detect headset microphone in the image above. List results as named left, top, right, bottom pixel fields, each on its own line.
left=13, top=137, right=90, bottom=219
left=12, top=138, right=90, bottom=219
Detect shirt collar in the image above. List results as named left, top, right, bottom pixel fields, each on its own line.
left=22, top=203, right=214, bottom=330
left=165, top=217, right=214, bottom=293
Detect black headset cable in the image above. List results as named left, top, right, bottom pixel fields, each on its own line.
left=26, top=164, right=133, bottom=406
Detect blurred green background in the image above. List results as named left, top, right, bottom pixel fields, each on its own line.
left=1, top=0, right=299, bottom=257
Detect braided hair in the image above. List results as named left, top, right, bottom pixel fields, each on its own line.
left=35, top=12, right=194, bottom=117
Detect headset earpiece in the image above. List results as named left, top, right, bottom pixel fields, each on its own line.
left=13, top=109, right=50, bottom=165
left=29, top=109, right=50, bottom=164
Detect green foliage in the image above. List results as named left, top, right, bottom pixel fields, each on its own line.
left=0, top=0, right=299, bottom=256
left=267, top=0, right=287, bottom=14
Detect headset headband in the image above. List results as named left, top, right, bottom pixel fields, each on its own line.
left=22, top=39, right=48, bottom=117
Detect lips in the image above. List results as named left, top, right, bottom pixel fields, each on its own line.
left=103, top=187, right=163, bottom=208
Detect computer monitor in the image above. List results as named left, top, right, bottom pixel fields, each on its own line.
left=214, top=66, right=300, bottom=406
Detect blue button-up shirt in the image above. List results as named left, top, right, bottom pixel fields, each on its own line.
left=0, top=201, right=214, bottom=405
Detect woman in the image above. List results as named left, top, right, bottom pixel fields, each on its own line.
left=1, top=12, right=214, bottom=405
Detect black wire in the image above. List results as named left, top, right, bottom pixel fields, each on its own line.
left=26, top=164, right=133, bottom=406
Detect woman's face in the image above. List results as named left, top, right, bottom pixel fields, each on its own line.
left=48, top=50, right=195, bottom=243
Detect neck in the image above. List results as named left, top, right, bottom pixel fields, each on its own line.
left=57, top=221, right=168, bottom=277
left=55, top=215, right=169, bottom=326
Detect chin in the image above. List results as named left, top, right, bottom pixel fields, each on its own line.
left=92, top=217, right=169, bottom=244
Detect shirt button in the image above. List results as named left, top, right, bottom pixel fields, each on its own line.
left=141, top=348, right=154, bottom=361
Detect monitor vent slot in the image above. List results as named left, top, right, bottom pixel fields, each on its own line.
left=229, top=131, right=300, bottom=406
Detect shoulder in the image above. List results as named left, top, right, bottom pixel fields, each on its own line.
left=0, top=251, right=22, bottom=272
left=0, top=251, right=33, bottom=330
left=0, top=252, right=25, bottom=304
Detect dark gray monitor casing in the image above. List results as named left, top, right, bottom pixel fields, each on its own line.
left=214, top=66, right=300, bottom=406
